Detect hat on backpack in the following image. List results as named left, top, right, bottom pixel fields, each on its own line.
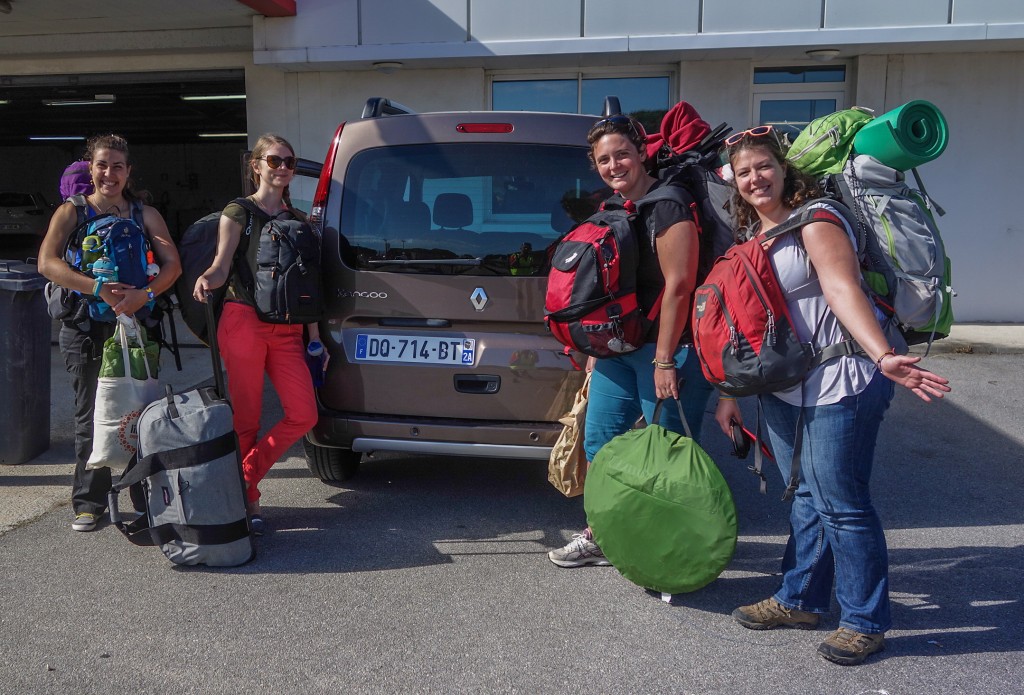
left=60, top=160, right=94, bottom=201
left=645, top=101, right=712, bottom=160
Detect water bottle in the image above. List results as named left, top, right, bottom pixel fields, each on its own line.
left=306, top=340, right=326, bottom=388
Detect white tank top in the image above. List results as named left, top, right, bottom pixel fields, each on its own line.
left=766, top=202, right=879, bottom=406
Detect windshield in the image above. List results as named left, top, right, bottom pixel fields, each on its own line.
left=339, top=143, right=608, bottom=276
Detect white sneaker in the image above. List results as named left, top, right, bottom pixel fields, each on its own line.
left=71, top=512, right=99, bottom=532
left=547, top=533, right=611, bottom=568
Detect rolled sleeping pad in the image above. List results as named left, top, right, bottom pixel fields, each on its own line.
left=852, top=99, right=949, bottom=171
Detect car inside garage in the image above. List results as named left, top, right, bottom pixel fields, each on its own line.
left=0, top=69, right=248, bottom=259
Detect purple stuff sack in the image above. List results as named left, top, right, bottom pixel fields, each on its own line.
left=60, top=160, right=94, bottom=201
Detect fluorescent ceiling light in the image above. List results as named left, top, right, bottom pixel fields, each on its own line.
left=181, top=94, right=246, bottom=101
left=198, top=132, right=247, bottom=138
left=30, top=136, right=86, bottom=141
left=44, top=94, right=116, bottom=106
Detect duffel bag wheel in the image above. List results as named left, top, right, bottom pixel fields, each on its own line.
left=302, top=437, right=361, bottom=483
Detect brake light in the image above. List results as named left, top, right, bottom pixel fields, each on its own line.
left=309, top=121, right=345, bottom=236
left=456, top=123, right=514, bottom=134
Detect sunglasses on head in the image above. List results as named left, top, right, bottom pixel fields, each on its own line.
left=260, top=155, right=297, bottom=170
left=724, top=125, right=775, bottom=147
left=594, top=114, right=648, bottom=142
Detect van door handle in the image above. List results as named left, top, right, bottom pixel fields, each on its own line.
left=454, top=375, right=500, bottom=394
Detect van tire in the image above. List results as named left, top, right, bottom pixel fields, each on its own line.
left=303, top=438, right=361, bottom=482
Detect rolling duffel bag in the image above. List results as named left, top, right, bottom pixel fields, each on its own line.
left=108, top=300, right=254, bottom=567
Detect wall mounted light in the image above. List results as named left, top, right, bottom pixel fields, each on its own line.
left=0, top=99, right=10, bottom=105
left=373, top=62, right=404, bottom=74
left=806, top=49, right=841, bottom=62
left=198, top=132, right=248, bottom=138
left=29, top=136, right=86, bottom=141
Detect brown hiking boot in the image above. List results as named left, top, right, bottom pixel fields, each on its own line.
left=732, top=597, right=820, bottom=630
left=817, top=628, right=885, bottom=665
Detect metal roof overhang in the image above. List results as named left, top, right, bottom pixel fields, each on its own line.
left=253, top=22, right=1024, bottom=71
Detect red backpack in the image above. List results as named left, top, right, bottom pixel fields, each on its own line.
left=691, top=205, right=858, bottom=397
left=545, top=187, right=686, bottom=360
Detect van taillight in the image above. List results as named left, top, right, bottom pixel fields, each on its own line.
left=310, top=122, right=345, bottom=235
left=456, top=123, right=514, bottom=134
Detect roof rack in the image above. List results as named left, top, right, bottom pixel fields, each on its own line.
left=361, top=97, right=416, bottom=119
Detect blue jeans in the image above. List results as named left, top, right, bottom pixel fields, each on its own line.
left=584, top=344, right=713, bottom=462
left=760, top=371, right=895, bottom=634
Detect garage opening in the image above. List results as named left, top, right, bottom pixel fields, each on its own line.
left=0, top=69, right=247, bottom=259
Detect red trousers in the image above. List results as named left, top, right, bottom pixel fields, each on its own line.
left=218, top=302, right=318, bottom=504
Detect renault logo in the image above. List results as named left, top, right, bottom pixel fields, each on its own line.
left=470, top=287, right=488, bottom=311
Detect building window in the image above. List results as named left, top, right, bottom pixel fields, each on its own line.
left=491, top=74, right=672, bottom=122
left=752, top=65, right=849, bottom=140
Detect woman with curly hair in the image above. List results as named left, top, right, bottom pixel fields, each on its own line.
left=716, top=126, right=950, bottom=665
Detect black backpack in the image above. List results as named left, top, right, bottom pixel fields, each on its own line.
left=174, top=198, right=323, bottom=344
left=174, top=206, right=237, bottom=346
left=652, top=122, right=738, bottom=285
left=239, top=206, right=324, bottom=324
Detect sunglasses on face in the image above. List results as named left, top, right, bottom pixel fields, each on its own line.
left=260, top=155, right=297, bottom=170
left=594, top=114, right=648, bottom=143
left=724, top=125, right=775, bottom=147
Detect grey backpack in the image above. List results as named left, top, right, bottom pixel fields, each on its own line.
left=840, top=154, right=955, bottom=345
left=109, top=304, right=254, bottom=567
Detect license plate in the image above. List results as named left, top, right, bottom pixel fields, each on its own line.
left=355, top=334, right=476, bottom=365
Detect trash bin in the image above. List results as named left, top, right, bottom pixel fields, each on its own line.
left=0, top=261, right=50, bottom=464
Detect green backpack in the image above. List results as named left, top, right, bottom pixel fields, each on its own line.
left=787, top=107, right=875, bottom=176
left=584, top=400, right=737, bottom=594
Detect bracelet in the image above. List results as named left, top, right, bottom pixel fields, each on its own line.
left=875, top=347, right=897, bottom=371
left=92, top=278, right=103, bottom=297
left=652, top=359, right=676, bottom=370
left=144, top=286, right=155, bottom=301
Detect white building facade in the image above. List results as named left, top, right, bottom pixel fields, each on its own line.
left=2, top=0, right=1021, bottom=320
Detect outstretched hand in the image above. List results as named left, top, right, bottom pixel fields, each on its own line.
left=880, top=354, right=951, bottom=402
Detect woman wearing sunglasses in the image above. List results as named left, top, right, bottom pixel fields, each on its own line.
left=717, top=126, right=950, bottom=665
left=547, top=114, right=715, bottom=568
left=193, top=133, right=321, bottom=536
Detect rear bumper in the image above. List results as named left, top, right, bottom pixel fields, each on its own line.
left=308, top=411, right=560, bottom=461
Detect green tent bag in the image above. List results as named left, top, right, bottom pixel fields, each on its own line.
left=787, top=106, right=875, bottom=176
left=584, top=400, right=737, bottom=594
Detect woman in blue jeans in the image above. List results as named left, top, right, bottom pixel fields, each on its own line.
left=547, top=114, right=714, bottom=568
left=715, top=127, right=950, bottom=665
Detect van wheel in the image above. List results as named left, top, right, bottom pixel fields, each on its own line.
left=302, top=438, right=361, bottom=482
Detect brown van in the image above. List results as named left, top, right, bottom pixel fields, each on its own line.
left=302, top=98, right=607, bottom=482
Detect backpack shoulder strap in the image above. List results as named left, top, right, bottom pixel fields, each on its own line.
left=760, top=198, right=855, bottom=244
left=68, top=194, right=89, bottom=228
left=129, top=199, right=146, bottom=231
left=635, top=181, right=692, bottom=210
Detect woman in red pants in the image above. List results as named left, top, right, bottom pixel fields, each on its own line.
left=193, top=133, right=321, bottom=535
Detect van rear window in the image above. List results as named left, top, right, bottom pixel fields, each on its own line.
left=339, top=143, right=607, bottom=276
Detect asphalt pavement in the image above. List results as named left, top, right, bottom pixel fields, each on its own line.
left=0, top=318, right=1022, bottom=693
